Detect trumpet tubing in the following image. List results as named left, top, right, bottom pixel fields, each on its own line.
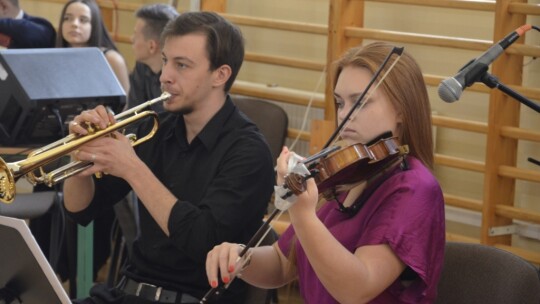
left=0, top=92, right=170, bottom=204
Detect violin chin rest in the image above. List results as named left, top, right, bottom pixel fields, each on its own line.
left=366, top=131, right=394, bottom=146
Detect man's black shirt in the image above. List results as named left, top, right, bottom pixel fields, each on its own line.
left=67, top=96, right=275, bottom=302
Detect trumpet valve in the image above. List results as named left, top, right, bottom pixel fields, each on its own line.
left=84, top=122, right=97, bottom=134
left=126, top=133, right=137, bottom=143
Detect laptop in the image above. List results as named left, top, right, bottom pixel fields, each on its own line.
left=0, top=215, right=71, bottom=303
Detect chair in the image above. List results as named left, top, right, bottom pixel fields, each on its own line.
left=243, top=227, right=279, bottom=304
left=232, top=96, right=287, bottom=303
left=0, top=191, right=56, bottom=219
left=233, top=96, right=289, bottom=164
left=435, top=242, right=540, bottom=304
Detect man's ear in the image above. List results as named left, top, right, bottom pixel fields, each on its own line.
left=212, top=65, right=232, bottom=88
left=148, top=39, right=159, bottom=54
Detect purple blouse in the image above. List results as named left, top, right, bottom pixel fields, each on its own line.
left=278, top=156, right=445, bottom=303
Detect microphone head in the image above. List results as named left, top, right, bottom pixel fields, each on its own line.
left=438, top=77, right=463, bottom=103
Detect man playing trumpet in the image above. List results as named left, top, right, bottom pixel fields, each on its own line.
left=64, top=12, right=274, bottom=304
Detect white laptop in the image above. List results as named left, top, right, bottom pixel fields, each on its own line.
left=0, top=215, right=71, bottom=303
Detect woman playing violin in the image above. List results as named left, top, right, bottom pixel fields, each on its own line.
left=205, top=42, right=445, bottom=303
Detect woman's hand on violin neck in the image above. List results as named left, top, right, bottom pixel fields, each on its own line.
left=276, top=146, right=290, bottom=185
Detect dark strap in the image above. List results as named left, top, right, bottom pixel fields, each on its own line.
left=337, top=156, right=408, bottom=216
left=121, top=278, right=200, bottom=304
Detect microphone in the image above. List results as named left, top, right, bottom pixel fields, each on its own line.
left=438, top=24, right=532, bottom=103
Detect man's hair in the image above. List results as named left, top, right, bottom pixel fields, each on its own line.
left=135, top=4, right=178, bottom=40
left=161, top=11, right=244, bottom=92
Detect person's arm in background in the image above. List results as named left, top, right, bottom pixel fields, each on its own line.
left=105, top=49, right=131, bottom=94
left=0, top=17, right=55, bottom=48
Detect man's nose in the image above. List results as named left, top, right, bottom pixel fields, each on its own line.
left=159, top=63, right=172, bottom=84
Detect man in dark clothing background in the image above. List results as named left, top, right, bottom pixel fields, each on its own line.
left=0, top=0, right=55, bottom=48
left=128, top=4, right=178, bottom=111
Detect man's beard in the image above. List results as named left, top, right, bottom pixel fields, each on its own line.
left=168, top=105, right=194, bottom=115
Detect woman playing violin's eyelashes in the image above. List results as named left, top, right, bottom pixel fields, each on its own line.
left=205, top=42, right=445, bottom=304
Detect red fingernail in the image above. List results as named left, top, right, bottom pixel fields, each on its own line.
left=223, top=276, right=230, bottom=284
left=211, top=280, right=217, bottom=288
left=228, top=265, right=235, bottom=273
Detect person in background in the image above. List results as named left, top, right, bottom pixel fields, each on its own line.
left=56, top=0, right=130, bottom=94
left=0, top=0, right=55, bottom=48
left=205, top=42, right=446, bottom=304
left=55, top=0, right=130, bottom=283
left=128, top=3, right=178, bottom=111
left=64, top=11, right=274, bottom=303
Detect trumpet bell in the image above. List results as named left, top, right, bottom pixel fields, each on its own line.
left=0, top=158, right=16, bottom=204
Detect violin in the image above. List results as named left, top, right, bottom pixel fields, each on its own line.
left=312, top=134, right=408, bottom=198
left=285, top=132, right=409, bottom=201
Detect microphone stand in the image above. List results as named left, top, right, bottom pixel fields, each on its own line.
left=528, top=157, right=540, bottom=167
left=480, top=73, right=540, bottom=173
left=480, top=72, right=540, bottom=113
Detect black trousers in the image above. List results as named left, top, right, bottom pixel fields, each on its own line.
left=72, top=283, right=200, bottom=304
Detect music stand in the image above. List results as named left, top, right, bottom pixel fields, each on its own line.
left=0, top=47, right=126, bottom=146
left=0, top=215, right=71, bottom=304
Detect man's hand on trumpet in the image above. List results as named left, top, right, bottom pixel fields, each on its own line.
left=69, top=105, right=115, bottom=136
left=68, top=105, right=142, bottom=180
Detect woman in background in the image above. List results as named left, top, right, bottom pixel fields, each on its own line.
left=56, top=0, right=130, bottom=93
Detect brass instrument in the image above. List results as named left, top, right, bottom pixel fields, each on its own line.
left=0, top=92, right=171, bottom=204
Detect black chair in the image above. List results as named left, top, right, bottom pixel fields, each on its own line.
left=243, top=228, right=279, bottom=304
left=233, top=96, right=289, bottom=164
left=0, top=191, right=57, bottom=219
left=435, top=242, right=540, bottom=304
left=231, top=96, right=288, bottom=303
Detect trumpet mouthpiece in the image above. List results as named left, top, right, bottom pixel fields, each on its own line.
left=160, top=91, right=171, bottom=100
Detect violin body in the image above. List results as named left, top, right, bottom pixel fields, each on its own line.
left=312, top=136, right=408, bottom=197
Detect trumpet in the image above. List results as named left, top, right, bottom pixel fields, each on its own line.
left=0, top=92, right=171, bottom=204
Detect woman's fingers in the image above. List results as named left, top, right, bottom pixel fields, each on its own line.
left=206, top=246, right=219, bottom=288
left=276, top=146, right=291, bottom=185
left=206, top=243, right=242, bottom=287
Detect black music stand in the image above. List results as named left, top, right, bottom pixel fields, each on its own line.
left=0, top=47, right=127, bottom=297
left=0, top=215, right=71, bottom=303
left=0, top=47, right=126, bottom=146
